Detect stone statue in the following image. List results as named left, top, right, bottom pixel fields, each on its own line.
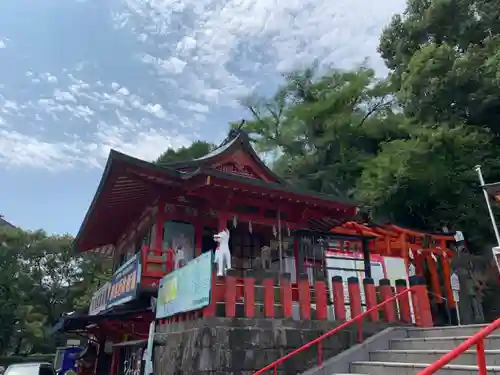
left=214, top=228, right=232, bottom=276
left=261, top=245, right=271, bottom=270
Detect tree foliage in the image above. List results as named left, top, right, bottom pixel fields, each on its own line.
left=155, top=141, right=215, bottom=166
left=0, top=227, right=110, bottom=356
left=379, top=0, right=500, bottom=136
left=235, top=66, right=406, bottom=196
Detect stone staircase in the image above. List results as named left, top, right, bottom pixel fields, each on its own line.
left=349, top=325, right=500, bottom=375
left=306, top=324, right=500, bottom=375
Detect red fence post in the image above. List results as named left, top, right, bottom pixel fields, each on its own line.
left=314, top=280, right=328, bottom=320
left=244, top=273, right=256, bottom=318
left=410, top=275, right=433, bottom=327
left=395, top=279, right=411, bottom=323
left=363, top=278, right=379, bottom=322
left=225, top=271, right=237, bottom=318
left=332, top=276, right=346, bottom=321
left=203, top=271, right=218, bottom=318
left=263, top=274, right=275, bottom=318
left=347, top=277, right=362, bottom=318
left=280, top=274, right=293, bottom=318
left=379, top=279, right=396, bottom=323
left=298, top=275, right=311, bottom=320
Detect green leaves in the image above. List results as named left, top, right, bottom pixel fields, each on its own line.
left=155, top=141, right=215, bottom=166
left=0, top=227, right=110, bottom=355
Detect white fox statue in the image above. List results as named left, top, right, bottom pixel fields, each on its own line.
left=213, top=228, right=231, bottom=276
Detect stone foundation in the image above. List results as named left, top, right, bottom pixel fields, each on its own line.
left=154, top=318, right=391, bottom=375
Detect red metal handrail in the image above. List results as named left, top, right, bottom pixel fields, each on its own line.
left=251, top=286, right=415, bottom=375
left=416, top=317, right=500, bottom=375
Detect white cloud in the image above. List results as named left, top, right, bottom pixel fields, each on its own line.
left=0, top=125, right=190, bottom=171
left=0, top=0, right=405, bottom=172
left=177, top=99, right=209, bottom=113
left=94, top=126, right=190, bottom=162
left=0, top=130, right=83, bottom=171
left=119, top=0, right=404, bottom=108
left=54, top=89, right=77, bottom=102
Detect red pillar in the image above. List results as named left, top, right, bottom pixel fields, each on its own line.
left=244, top=275, right=255, bottom=318
left=280, top=274, right=293, bottom=318
left=440, top=248, right=455, bottom=308
left=314, top=280, right=328, bottom=320
left=263, top=275, right=275, bottom=318
left=379, top=279, right=396, bottom=323
left=414, top=251, right=424, bottom=276
left=298, top=275, right=311, bottom=320
left=332, top=276, right=346, bottom=321
left=347, top=277, right=362, bottom=319
left=410, top=275, right=433, bottom=327
left=426, top=253, right=443, bottom=304
left=395, top=279, right=412, bottom=323
left=363, top=278, right=379, bottom=322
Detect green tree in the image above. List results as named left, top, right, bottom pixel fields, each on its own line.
left=0, top=227, right=25, bottom=355
left=356, top=124, right=500, bottom=247
left=155, top=141, right=215, bottom=166
left=0, top=227, right=110, bottom=355
left=236, top=66, right=405, bottom=196
left=379, top=0, right=500, bottom=136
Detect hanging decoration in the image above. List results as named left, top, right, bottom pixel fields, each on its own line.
left=248, top=221, right=253, bottom=234
left=430, top=252, right=437, bottom=262
left=408, top=248, right=414, bottom=260
left=273, top=225, right=277, bottom=238
left=286, top=224, right=290, bottom=237
left=233, top=215, right=238, bottom=228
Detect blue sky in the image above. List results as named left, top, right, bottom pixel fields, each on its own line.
left=0, top=0, right=405, bottom=235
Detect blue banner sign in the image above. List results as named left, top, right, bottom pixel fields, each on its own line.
left=107, top=254, right=141, bottom=308
left=156, top=251, right=212, bottom=319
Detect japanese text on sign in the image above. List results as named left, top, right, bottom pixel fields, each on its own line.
left=107, top=254, right=141, bottom=308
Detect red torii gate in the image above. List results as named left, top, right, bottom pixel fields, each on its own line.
left=332, top=221, right=456, bottom=308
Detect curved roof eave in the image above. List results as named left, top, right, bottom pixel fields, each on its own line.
left=72, top=150, right=181, bottom=253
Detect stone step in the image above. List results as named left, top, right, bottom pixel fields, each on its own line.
left=406, top=324, right=488, bottom=338
left=351, top=361, right=500, bottom=375
left=390, top=335, right=500, bottom=350
left=369, top=349, right=500, bottom=366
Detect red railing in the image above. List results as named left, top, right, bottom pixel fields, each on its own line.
left=251, top=286, right=416, bottom=375
left=416, top=317, right=500, bottom=375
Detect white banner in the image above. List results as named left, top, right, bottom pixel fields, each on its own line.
left=89, top=282, right=110, bottom=316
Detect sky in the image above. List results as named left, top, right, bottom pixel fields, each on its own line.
left=0, top=0, right=406, bottom=235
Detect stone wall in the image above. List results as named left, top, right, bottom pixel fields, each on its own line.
left=153, top=318, right=390, bottom=375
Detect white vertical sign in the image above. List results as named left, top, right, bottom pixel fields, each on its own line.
left=144, top=321, right=155, bottom=375
left=451, top=272, right=461, bottom=325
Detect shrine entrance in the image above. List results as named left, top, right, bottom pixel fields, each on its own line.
left=332, top=221, right=458, bottom=326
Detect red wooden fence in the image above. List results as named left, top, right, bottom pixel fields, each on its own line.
left=156, top=270, right=433, bottom=327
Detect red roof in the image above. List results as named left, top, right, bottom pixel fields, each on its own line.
left=74, top=131, right=358, bottom=254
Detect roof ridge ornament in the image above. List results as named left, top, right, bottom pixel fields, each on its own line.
left=219, top=119, right=246, bottom=148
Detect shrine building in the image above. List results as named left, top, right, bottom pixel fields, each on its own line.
left=54, top=129, right=457, bottom=375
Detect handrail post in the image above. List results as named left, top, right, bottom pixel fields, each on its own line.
left=476, top=338, right=487, bottom=375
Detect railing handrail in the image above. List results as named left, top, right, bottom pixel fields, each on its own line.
left=416, top=317, right=500, bottom=375
left=251, top=286, right=415, bottom=375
